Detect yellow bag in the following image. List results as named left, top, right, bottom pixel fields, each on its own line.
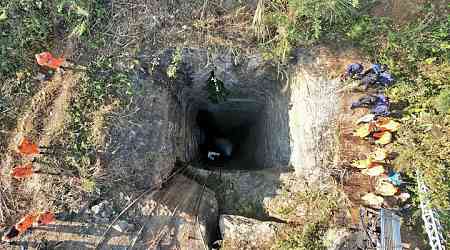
left=354, top=124, right=371, bottom=138
left=370, top=148, right=388, bottom=161
left=376, top=180, right=398, bottom=196
left=374, top=131, right=392, bottom=145
left=361, top=165, right=385, bottom=176
left=361, top=193, right=384, bottom=207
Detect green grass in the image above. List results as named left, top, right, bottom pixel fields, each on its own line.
left=65, top=56, right=132, bottom=191
left=0, top=1, right=56, bottom=154
left=257, top=0, right=359, bottom=63
left=0, top=0, right=131, bottom=192
left=273, top=183, right=343, bottom=249
left=277, top=222, right=328, bottom=250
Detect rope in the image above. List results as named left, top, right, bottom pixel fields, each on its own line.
left=94, top=165, right=189, bottom=249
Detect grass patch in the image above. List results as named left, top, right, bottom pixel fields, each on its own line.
left=255, top=0, right=359, bottom=64
left=277, top=222, right=328, bottom=250
left=271, top=182, right=346, bottom=249
left=65, top=56, right=132, bottom=190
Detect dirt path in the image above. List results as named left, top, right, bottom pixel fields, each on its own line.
left=1, top=70, right=82, bottom=223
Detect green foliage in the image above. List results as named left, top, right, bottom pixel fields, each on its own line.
left=66, top=57, right=132, bottom=179
left=0, top=1, right=54, bottom=77
left=259, top=0, right=359, bottom=62
left=277, top=222, right=328, bottom=250
left=206, top=73, right=230, bottom=103
left=343, top=2, right=450, bottom=212
left=167, top=47, right=182, bottom=78
left=393, top=114, right=450, bottom=209
left=272, top=183, right=343, bottom=249
left=435, top=89, right=450, bottom=114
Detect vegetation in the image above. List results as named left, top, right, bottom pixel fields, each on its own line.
left=65, top=57, right=132, bottom=191
left=277, top=222, right=328, bottom=250
left=0, top=0, right=448, bottom=247
left=1, top=0, right=131, bottom=198
left=347, top=5, right=450, bottom=209
left=0, top=1, right=54, bottom=154
left=272, top=182, right=344, bottom=249
left=255, top=0, right=359, bottom=63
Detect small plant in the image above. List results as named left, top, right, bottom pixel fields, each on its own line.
left=256, top=0, right=359, bottom=63
left=206, top=71, right=229, bottom=103
left=167, top=47, right=182, bottom=78
left=435, top=89, right=450, bottom=114
left=277, top=222, right=328, bottom=250
left=66, top=57, right=132, bottom=182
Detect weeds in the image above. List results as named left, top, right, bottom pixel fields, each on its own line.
left=167, top=47, right=183, bottom=79
left=271, top=181, right=345, bottom=248
left=277, top=222, right=328, bottom=250
left=256, top=0, right=359, bottom=63
left=65, top=57, right=132, bottom=189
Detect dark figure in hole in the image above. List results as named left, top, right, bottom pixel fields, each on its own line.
left=196, top=110, right=233, bottom=162
left=208, top=137, right=233, bottom=161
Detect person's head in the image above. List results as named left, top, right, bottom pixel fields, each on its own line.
left=380, top=64, right=388, bottom=72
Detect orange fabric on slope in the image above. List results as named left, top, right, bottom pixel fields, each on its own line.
left=37, top=211, right=55, bottom=225
left=17, top=137, right=40, bottom=155
left=10, top=163, right=34, bottom=179
left=35, top=52, right=64, bottom=70
left=15, top=213, right=38, bottom=233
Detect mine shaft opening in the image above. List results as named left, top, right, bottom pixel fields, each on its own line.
left=194, top=99, right=265, bottom=170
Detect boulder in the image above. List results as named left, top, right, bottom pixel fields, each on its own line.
left=219, top=215, right=283, bottom=250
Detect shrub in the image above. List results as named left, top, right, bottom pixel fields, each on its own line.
left=258, top=0, right=359, bottom=63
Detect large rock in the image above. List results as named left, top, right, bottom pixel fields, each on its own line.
left=219, top=215, right=283, bottom=250
left=129, top=175, right=219, bottom=250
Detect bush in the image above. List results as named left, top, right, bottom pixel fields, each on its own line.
left=435, top=89, right=450, bottom=114
left=258, top=0, right=359, bottom=63
left=277, top=222, right=328, bottom=250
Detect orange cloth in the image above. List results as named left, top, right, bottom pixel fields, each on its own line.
left=17, top=137, right=40, bottom=155
left=37, top=211, right=55, bottom=225
left=15, top=213, right=38, bottom=233
left=2, top=211, right=55, bottom=241
left=10, top=163, right=34, bottom=179
left=35, top=52, right=64, bottom=70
